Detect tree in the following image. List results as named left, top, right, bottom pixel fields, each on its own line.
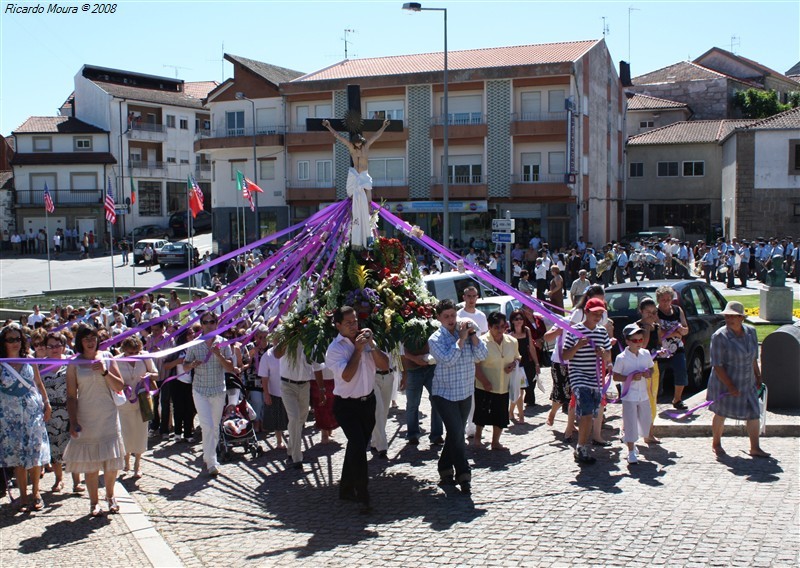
left=732, top=88, right=793, bottom=118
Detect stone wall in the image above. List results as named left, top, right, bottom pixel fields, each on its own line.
left=629, top=78, right=734, bottom=120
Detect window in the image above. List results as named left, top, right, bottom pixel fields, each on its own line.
left=180, top=151, right=190, bottom=165
left=443, top=95, right=482, bottom=124
left=639, top=120, right=654, bottom=128
left=166, top=115, right=176, bottom=128
left=683, top=161, right=704, bottom=177
left=226, top=111, right=244, bottom=136
left=445, top=155, right=482, bottom=184
left=259, top=160, right=275, bottom=180
left=629, top=162, right=644, bottom=177
left=295, top=106, right=309, bottom=129
left=368, top=157, right=404, bottom=185
left=230, top=161, right=246, bottom=181
left=657, top=161, right=679, bottom=177
left=625, top=204, right=644, bottom=234
left=703, top=287, right=724, bottom=314
left=682, top=287, right=711, bottom=316
left=70, top=173, right=98, bottom=191
left=138, top=181, right=162, bottom=216
left=313, top=104, right=332, bottom=118
left=179, top=117, right=188, bottom=130
left=256, top=108, right=278, bottom=134
left=366, top=100, right=404, bottom=120
left=649, top=203, right=710, bottom=236
left=129, top=148, right=142, bottom=165
left=548, top=90, right=565, bottom=113
left=789, top=140, right=800, bottom=175
left=30, top=173, right=57, bottom=191
left=521, top=152, right=541, bottom=181
left=520, top=91, right=542, bottom=119
left=73, top=137, right=92, bottom=151
left=297, top=160, right=310, bottom=181
left=32, top=137, right=52, bottom=152
left=166, top=151, right=176, bottom=164
left=548, top=151, right=566, bottom=175
left=316, top=160, right=332, bottom=187
left=166, top=182, right=186, bottom=212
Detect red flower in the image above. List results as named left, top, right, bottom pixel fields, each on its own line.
left=416, top=306, right=427, bottom=316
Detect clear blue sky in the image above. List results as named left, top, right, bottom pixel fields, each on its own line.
left=1, top=0, right=798, bottom=136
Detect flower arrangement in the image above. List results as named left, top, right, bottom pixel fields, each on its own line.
left=274, top=236, right=439, bottom=363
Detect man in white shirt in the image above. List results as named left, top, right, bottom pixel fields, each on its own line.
left=274, top=342, right=325, bottom=470
left=569, top=270, right=591, bottom=306
left=326, top=305, right=389, bottom=513
left=27, top=305, right=45, bottom=327
left=457, top=286, right=488, bottom=438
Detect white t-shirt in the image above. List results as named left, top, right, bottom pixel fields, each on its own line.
left=612, top=348, right=654, bottom=403
left=258, top=347, right=283, bottom=397
left=457, top=307, right=488, bottom=334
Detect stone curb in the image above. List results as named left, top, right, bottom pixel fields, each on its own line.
left=115, top=482, right=183, bottom=568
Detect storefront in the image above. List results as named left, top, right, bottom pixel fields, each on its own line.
left=380, top=200, right=489, bottom=249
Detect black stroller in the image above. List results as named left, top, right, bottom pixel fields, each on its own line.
left=217, top=375, right=263, bottom=462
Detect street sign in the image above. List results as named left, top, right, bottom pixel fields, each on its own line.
left=491, top=219, right=515, bottom=231
left=491, top=232, right=515, bottom=244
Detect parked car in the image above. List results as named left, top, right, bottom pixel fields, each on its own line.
left=169, top=210, right=212, bottom=237
left=604, top=279, right=727, bottom=389
left=157, top=242, right=198, bottom=268
left=457, top=295, right=522, bottom=321
left=132, top=238, right=168, bottom=264
left=132, top=224, right=169, bottom=239
left=423, top=270, right=496, bottom=302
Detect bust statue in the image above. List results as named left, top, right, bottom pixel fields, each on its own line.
left=766, top=254, right=786, bottom=287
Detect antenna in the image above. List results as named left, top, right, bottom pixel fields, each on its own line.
left=343, top=29, right=356, bottom=59
left=207, top=42, right=225, bottom=83
left=628, top=6, right=640, bottom=63
left=602, top=16, right=610, bottom=37
left=730, top=35, right=740, bottom=54
left=163, top=64, right=191, bottom=79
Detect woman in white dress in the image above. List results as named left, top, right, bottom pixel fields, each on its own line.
left=116, top=336, right=158, bottom=478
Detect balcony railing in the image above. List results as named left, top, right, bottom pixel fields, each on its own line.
left=129, top=160, right=166, bottom=171
left=431, top=113, right=485, bottom=126
left=431, top=175, right=487, bottom=185
left=371, top=177, right=408, bottom=187
left=16, top=189, right=104, bottom=207
left=129, top=122, right=166, bottom=133
left=286, top=179, right=335, bottom=189
left=196, top=125, right=286, bottom=139
left=510, top=111, right=568, bottom=122
left=511, top=173, right=565, bottom=184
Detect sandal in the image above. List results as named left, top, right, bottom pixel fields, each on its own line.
left=73, top=482, right=86, bottom=494
left=107, top=497, right=120, bottom=514
left=90, top=502, right=103, bottom=517
left=52, top=479, right=65, bottom=492
left=32, top=496, right=44, bottom=511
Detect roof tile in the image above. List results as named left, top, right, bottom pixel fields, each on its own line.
left=627, top=93, right=689, bottom=111
left=92, top=81, right=207, bottom=109
left=225, top=54, right=304, bottom=86
left=743, top=106, right=800, bottom=130
left=13, top=116, right=107, bottom=134
left=627, top=119, right=755, bottom=145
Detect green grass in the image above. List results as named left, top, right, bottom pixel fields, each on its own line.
left=725, top=294, right=800, bottom=311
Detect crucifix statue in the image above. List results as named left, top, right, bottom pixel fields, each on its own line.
left=306, top=84, right=403, bottom=248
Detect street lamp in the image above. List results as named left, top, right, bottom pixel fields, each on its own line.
left=402, top=2, right=449, bottom=247
left=236, top=92, right=258, bottom=242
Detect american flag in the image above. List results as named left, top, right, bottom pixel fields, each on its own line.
left=43, top=183, right=55, bottom=214
left=105, top=177, right=117, bottom=224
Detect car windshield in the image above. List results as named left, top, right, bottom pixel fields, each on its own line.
left=161, top=244, right=182, bottom=252
left=604, top=289, right=657, bottom=316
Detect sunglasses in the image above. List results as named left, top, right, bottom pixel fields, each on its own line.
left=4, top=336, right=22, bottom=343
left=46, top=344, right=63, bottom=349
left=33, top=342, right=45, bottom=348
left=627, top=337, right=644, bottom=343
left=511, top=318, right=524, bottom=322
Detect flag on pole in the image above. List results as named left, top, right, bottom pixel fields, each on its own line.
left=105, top=177, right=117, bottom=224
left=129, top=176, right=137, bottom=205
left=236, top=170, right=262, bottom=212
left=188, top=175, right=204, bottom=218
left=43, top=182, right=55, bottom=214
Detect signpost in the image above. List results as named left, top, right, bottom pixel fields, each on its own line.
left=492, top=212, right=515, bottom=284
left=491, top=219, right=515, bottom=232
left=491, top=232, right=515, bottom=244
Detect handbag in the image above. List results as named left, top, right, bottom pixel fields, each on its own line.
left=538, top=343, right=552, bottom=368
left=109, top=389, right=128, bottom=407
left=138, top=390, right=155, bottom=422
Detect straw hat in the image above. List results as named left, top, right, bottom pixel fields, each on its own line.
left=720, top=301, right=745, bottom=316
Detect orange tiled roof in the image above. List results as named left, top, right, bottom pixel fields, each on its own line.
left=225, top=54, right=304, bottom=86
left=634, top=61, right=729, bottom=85
left=694, top=47, right=796, bottom=83
left=743, top=106, right=800, bottom=130
left=184, top=81, right=219, bottom=99
left=13, top=116, right=107, bottom=134
left=627, top=119, right=755, bottom=145
left=627, top=93, right=688, bottom=111
left=292, top=40, right=600, bottom=82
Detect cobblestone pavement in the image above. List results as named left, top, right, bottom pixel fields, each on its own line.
left=2, top=383, right=799, bottom=567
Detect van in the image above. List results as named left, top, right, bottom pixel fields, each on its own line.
left=423, top=270, right=493, bottom=302
left=648, top=226, right=686, bottom=241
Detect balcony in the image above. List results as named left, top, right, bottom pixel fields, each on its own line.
left=285, top=181, right=336, bottom=202
left=195, top=164, right=212, bottom=180
left=430, top=113, right=487, bottom=141
left=194, top=126, right=284, bottom=152
left=372, top=177, right=409, bottom=200
left=15, top=188, right=104, bottom=208
left=509, top=173, right=573, bottom=201
left=127, top=122, right=167, bottom=141
left=430, top=175, right=488, bottom=199
left=510, top=112, right=568, bottom=138
left=129, top=161, right=167, bottom=176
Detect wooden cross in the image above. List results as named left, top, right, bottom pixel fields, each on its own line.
left=305, top=84, right=404, bottom=141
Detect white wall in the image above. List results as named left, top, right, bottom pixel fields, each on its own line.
left=721, top=136, right=738, bottom=236
left=754, top=130, right=800, bottom=190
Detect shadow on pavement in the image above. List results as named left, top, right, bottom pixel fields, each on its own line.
left=17, top=516, right=110, bottom=554
left=717, top=453, right=783, bottom=483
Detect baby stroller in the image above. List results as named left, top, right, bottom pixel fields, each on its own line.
left=217, top=375, right=263, bottom=462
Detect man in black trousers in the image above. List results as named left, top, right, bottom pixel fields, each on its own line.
left=325, top=305, right=390, bottom=513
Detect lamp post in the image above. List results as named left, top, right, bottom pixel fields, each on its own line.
left=236, top=92, right=258, bottom=242
left=402, top=2, right=448, bottom=246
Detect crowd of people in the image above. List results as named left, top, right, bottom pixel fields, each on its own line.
left=0, top=260, right=772, bottom=516
left=7, top=227, right=106, bottom=259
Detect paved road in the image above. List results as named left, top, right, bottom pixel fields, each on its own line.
left=3, top=390, right=798, bottom=567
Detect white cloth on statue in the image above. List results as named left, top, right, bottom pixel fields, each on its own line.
left=347, top=167, right=373, bottom=248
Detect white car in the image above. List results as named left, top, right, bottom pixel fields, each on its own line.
left=456, top=295, right=522, bottom=320
left=423, top=270, right=495, bottom=302
left=133, top=238, right=168, bottom=264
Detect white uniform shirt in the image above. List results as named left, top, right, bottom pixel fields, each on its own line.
left=258, top=346, right=283, bottom=396
left=278, top=343, right=323, bottom=382
left=612, top=348, right=654, bottom=403
left=325, top=334, right=381, bottom=398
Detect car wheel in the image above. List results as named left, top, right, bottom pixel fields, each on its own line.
left=688, top=349, right=707, bottom=390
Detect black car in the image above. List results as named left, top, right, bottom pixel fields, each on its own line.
left=169, top=210, right=212, bottom=237
left=132, top=224, right=169, bottom=239
left=604, top=280, right=728, bottom=389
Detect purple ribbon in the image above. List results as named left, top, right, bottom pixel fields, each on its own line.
left=665, top=393, right=730, bottom=419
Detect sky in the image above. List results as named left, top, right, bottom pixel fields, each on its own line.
left=1, top=0, right=798, bottom=136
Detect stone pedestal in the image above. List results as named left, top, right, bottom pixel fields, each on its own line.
left=760, top=286, right=794, bottom=323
